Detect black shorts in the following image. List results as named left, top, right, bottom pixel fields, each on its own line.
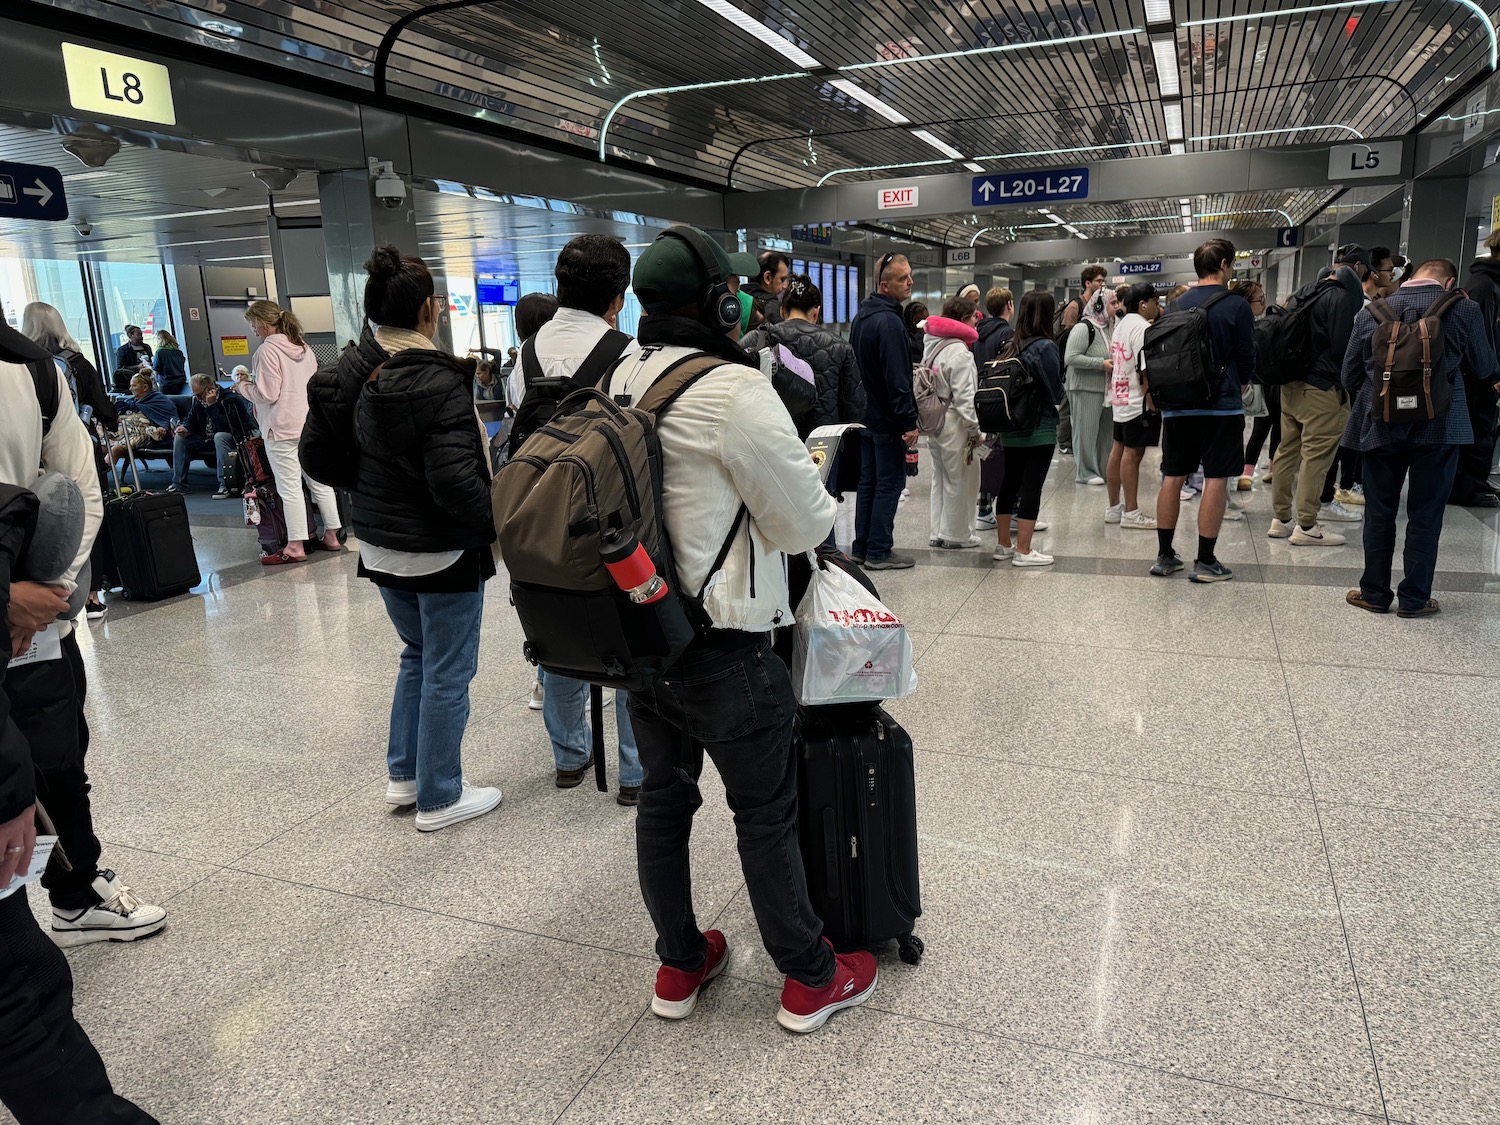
left=1112, top=413, right=1161, bottom=449
left=1160, top=414, right=1244, bottom=479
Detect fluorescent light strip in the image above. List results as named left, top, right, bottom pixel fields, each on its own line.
left=204, top=255, right=270, bottom=262
left=1151, top=35, right=1180, bottom=97
left=963, top=162, right=985, bottom=172
left=828, top=79, right=909, bottom=124
left=841, top=27, right=1142, bottom=71
left=911, top=129, right=965, bottom=160
left=693, top=0, right=822, bottom=68
left=1183, top=0, right=1496, bottom=71
left=158, top=234, right=266, bottom=249
left=600, top=71, right=806, bottom=160
left=1191, top=124, right=1364, bottom=141
left=142, top=199, right=320, bottom=222
left=1162, top=102, right=1184, bottom=141
left=816, top=158, right=950, bottom=186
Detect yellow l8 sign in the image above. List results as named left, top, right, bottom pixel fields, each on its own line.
left=62, top=43, right=176, bottom=126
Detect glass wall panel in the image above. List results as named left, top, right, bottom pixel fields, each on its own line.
left=0, top=258, right=103, bottom=372
left=92, top=262, right=170, bottom=372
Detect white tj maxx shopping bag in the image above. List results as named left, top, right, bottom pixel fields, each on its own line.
left=792, top=556, right=917, bottom=706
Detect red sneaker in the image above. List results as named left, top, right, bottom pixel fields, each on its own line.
left=651, top=930, right=729, bottom=1019
left=777, top=947, right=878, bottom=1033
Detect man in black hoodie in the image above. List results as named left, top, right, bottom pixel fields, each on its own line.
left=849, top=253, right=918, bottom=570
left=1457, top=232, right=1500, bottom=506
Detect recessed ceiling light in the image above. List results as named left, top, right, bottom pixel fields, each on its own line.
left=1144, top=0, right=1173, bottom=23
left=828, top=79, right=909, bottom=124
left=694, top=0, right=821, bottom=69
left=1162, top=101, right=1185, bottom=141
left=963, top=162, right=985, bottom=172
left=911, top=129, right=966, bottom=160
left=1151, top=35, right=1180, bottom=97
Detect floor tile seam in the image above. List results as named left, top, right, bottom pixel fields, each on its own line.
left=549, top=1004, right=654, bottom=1125
left=912, top=742, right=1319, bottom=805
left=710, top=974, right=1398, bottom=1122
left=1278, top=656, right=1500, bottom=682
left=935, top=625, right=1285, bottom=664
left=923, top=567, right=994, bottom=633
left=1313, top=797, right=1500, bottom=828
left=95, top=837, right=227, bottom=902
left=219, top=773, right=387, bottom=871
left=1266, top=578, right=1393, bottom=1124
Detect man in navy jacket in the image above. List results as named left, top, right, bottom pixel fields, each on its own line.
left=850, top=253, right=917, bottom=569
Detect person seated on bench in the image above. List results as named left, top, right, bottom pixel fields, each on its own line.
left=108, top=373, right=176, bottom=477
left=170, top=373, right=257, bottom=497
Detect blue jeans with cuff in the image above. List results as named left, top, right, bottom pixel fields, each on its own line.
left=379, top=587, right=484, bottom=812
left=539, top=668, right=642, bottom=787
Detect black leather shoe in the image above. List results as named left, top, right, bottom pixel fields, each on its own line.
left=616, top=785, right=640, bottom=807
left=555, top=755, right=595, bottom=788
left=1461, top=493, right=1500, bottom=508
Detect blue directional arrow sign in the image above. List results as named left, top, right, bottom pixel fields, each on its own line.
left=972, top=168, right=1089, bottom=207
left=0, top=160, right=67, bottom=222
left=1276, top=226, right=1299, bottom=248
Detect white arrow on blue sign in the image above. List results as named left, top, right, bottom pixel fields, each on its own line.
left=972, top=168, right=1089, bottom=208
left=0, top=160, right=68, bottom=222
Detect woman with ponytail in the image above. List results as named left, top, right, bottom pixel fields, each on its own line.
left=233, top=299, right=342, bottom=562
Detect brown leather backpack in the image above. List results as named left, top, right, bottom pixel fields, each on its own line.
left=1369, top=290, right=1463, bottom=423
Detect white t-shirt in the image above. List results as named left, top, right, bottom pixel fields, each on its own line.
left=1109, top=312, right=1150, bottom=422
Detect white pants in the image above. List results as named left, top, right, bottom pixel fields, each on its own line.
left=927, top=425, right=979, bottom=543
left=264, top=436, right=341, bottom=542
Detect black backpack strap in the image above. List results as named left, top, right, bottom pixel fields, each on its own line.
left=519, top=335, right=545, bottom=390
left=571, top=329, right=631, bottom=390
left=589, top=684, right=607, bottom=794
left=27, top=359, right=61, bottom=435
left=1198, top=289, right=1233, bottom=312
left=697, top=504, right=748, bottom=601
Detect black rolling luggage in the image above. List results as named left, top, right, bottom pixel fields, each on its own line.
left=105, top=426, right=200, bottom=601
left=796, top=703, right=924, bottom=964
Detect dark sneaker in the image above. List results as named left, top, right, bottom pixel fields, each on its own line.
left=864, top=552, right=915, bottom=571
left=616, top=785, right=640, bottom=807
left=165, top=483, right=187, bottom=494
left=777, top=945, right=877, bottom=1033
left=84, top=599, right=107, bottom=620
left=1149, top=552, right=1184, bottom=577
left=652, top=930, right=729, bottom=1019
left=213, top=489, right=232, bottom=500
left=1189, top=559, right=1234, bottom=583
left=849, top=555, right=865, bottom=567
left=1397, top=598, right=1441, bottom=619
left=1346, top=590, right=1389, bottom=614
left=555, top=756, right=595, bottom=789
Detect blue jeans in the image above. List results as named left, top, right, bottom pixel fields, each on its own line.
left=379, top=587, right=484, bottom=812
left=853, top=431, right=907, bottom=562
left=539, top=668, right=642, bottom=787
left=171, top=431, right=235, bottom=488
left=1359, top=441, right=1458, bottom=612
left=629, top=632, right=835, bottom=986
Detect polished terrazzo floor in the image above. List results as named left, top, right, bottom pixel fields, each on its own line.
left=12, top=446, right=1499, bottom=1125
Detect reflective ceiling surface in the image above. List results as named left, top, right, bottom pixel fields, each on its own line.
left=30, top=0, right=1500, bottom=205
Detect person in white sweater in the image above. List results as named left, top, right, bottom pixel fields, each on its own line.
left=1063, top=288, right=1118, bottom=484
left=231, top=300, right=342, bottom=564
left=920, top=296, right=983, bottom=548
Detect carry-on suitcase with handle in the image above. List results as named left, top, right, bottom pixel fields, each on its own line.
left=105, top=425, right=200, bottom=601
left=796, top=703, right=924, bottom=964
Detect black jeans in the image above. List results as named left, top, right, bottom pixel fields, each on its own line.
left=3, top=632, right=103, bottom=908
left=629, top=631, right=834, bottom=987
left=0, top=891, right=158, bottom=1124
left=1359, top=441, right=1458, bottom=611
left=995, top=443, right=1054, bottom=522
left=1452, top=374, right=1498, bottom=500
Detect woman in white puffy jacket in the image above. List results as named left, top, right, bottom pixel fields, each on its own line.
left=921, top=296, right=983, bottom=548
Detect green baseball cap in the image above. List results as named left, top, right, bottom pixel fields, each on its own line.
left=633, top=226, right=736, bottom=315
left=726, top=250, right=760, bottom=278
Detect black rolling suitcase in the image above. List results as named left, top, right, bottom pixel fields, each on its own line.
left=796, top=703, right=924, bottom=964
left=105, top=426, right=200, bottom=601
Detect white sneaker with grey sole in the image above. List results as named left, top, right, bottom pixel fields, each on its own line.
left=1318, top=500, right=1363, bottom=523
left=51, top=872, right=167, bottom=948
left=415, top=782, right=503, bottom=832
left=1290, top=522, right=1346, bottom=547
left=385, top=778, right=417, bottom=807
left=1267, top=518, right=1294, bottom=539
left=527, top=681, right=545, bottom=711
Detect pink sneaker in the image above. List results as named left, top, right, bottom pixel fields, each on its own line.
left=776, top=945, right=877, bottom=1033
left=651, top=930, right=729, bottom=1019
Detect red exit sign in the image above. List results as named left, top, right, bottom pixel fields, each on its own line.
left=877, top=185, right=919, bottom=210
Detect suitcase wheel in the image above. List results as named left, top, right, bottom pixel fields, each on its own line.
left=897, top=933, right=924, bottom=965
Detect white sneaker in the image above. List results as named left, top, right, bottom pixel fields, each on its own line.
left=1012, top=550, right=1055, bottom=567
left=975, top=511, right=997, bottom=529
left=1033, top=519, right=1049, bottom=532
left=1222, top=507, right=1245, bottom=522
left=1268, top=518, right=1294, bottom=539
left=385, top=778, right=417, bottom=807
left=991, top=545, right=1016, bottom=561
left=527, top=681, right=545, bottom=711
left=51, top=872, right=167, bottom=948
left=1086, top=476, right=1106, bottom=486
left=1104, top=503, right=1124, bottom=524
left=1290, top=522, right=1347, bottom=547
left=1318, top=500, right=1363, bottom=523
left=1180, top=486, right=1198, bottom=501
left=1120, top=509, right=1158, bottom=529
left=1009, top=519, right=1049, bottom=538
left=415, top=782, right=503, bottom=832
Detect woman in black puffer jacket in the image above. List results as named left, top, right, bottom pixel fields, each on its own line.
left=741, top=273, right=866, bottom=439
left=303, top=246, right=500, bottom=833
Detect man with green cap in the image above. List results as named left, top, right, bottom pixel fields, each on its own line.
left=607, top=226, right=877, bottom=1034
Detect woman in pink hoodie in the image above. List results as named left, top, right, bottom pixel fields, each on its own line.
left=232, top=300, right=342, bottom=564
left=921, top=297, right=983, bottom=548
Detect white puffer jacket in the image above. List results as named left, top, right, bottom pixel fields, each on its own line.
left=606, top=344, right=836, bottom=632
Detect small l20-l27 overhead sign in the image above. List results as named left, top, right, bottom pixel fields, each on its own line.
left=972, top=168, right=1089, bottom=207
left=0, top=161, right=68, bottom=221
left=1119, top=261, right=1162, bottom=275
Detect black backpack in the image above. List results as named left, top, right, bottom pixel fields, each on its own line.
left=1140, top=290, right=1232, bottom=410
left=975, top=340, right=1046, bottom=433
left=1053, top=297, right=1087, bottom=353
left=508, top=328, right=629, bottom=456
left=1257, top=277, right=1343, bottom=385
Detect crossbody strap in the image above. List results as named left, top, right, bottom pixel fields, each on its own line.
left=519, top=335, right=545, bottom=389
left=571, top=329, right=631, bottom=389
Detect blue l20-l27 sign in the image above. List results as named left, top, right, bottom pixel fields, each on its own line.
left=972, top=168, right=1089, bottom=207
left=0, top=160, right=68, bottom=222
left=1119, top=261, right=1162, bottom=275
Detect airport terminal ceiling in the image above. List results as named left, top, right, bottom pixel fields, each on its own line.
left=27, top=0, right=1500, bottom=201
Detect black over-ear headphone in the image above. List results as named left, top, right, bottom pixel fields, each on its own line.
left=660, top=226, right=742, bottom=332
